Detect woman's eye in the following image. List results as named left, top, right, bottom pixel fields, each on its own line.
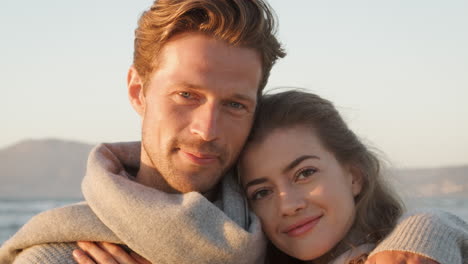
left=251, top=189, right=271, bottom=201
left=296, top=168, right=317, bottom=181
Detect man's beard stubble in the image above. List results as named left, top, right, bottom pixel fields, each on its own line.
left=141, top=137, right=230, bottom=194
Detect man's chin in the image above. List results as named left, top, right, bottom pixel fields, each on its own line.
left=169, top=184, right=214, bottom=195
left=177, top=178, right=220, bottom=194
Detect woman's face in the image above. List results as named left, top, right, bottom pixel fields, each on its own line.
left=239, top=126, right=362, bottom=260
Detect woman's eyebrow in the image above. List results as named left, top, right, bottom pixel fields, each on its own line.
left=243, top=155, right=320, bottom=191
left=244, top=178, right=268, bottom=191
left=282, top=155, right=320, bottom=174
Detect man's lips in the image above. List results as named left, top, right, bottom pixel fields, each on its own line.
left=282, top=215, right=323, bottom=237
left=179, top=150, right=219, bottom=165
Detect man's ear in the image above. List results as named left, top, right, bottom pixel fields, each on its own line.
left=128, top=66, right=146, bottom=117
left=349, top=166, right=363, bottom=197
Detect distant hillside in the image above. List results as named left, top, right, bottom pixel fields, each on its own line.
left=0, top=139, right=93, bottom=199
left=0, top=139, right=466, bottom=199
left=391, top=165, right=468, bottom=198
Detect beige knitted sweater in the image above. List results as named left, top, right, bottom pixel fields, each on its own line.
left=326, top=210, right=468, bottom=264
left=369, top=209, right=468, bottom=264
left=0, top=142, right=265, bottom=264
left=1, top=142, right=467, bottom=264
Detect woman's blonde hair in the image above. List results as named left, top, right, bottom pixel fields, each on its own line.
left=246, top=90, right=404, bottom=264
left=133, top=0, right=285, bottom=93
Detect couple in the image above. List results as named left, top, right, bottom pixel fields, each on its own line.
left=1, top=0, right=466, bottom=263
left=70, top=91, right=467, bottom=264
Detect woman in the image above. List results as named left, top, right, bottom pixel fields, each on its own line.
left=238, top=90, right=403, bottom=263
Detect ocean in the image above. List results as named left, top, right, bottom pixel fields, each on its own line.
left=1, top=197, right=467, bottom=245
left=0, top=198, right=80, bottom=244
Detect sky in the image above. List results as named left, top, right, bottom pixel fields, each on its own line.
left=1, top=0, right=467, bottom=169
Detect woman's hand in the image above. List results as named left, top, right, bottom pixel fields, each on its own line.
left=365, top=251, right=439, bottom=264
left=73, top=241, right=151, bottom=264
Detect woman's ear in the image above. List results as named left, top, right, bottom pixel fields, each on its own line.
left=349, top=166, right=363, bottom=197
left=128, top=66, right=146, bottom=117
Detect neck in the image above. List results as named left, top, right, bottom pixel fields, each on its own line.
left=312, top=226, right=368, bottom=264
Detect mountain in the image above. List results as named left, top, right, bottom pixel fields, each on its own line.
left=0, top=139, right=467, bottom=199
left=391, top=165, right=468, bottom=198
left=0, top=139, right=93, bottom=199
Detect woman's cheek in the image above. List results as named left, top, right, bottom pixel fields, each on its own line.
left=253, top=201, right=277, bottom=232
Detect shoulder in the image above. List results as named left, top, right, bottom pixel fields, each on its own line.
left=13, top=242, right=78, bottom=264
left=371, top=208, right=468, bottom=264
left=397, top=208, right=468, bottom=233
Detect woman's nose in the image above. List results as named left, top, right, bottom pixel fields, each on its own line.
left=279, top=190, right=307, bottom=216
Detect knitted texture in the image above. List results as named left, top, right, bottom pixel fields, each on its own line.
left=369, top=209, right=468, bottom=264
left=0, top=142, right=265, bottom=264
left=1, top=142, right=467, bottom=264
left=329, top=243, right=374, bottom=264
left=13, top=243, right=78, bottom=264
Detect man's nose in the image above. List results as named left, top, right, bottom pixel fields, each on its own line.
left=279, top=190, right=307, bottom=216
left=189, top=102, right=219, bottom=142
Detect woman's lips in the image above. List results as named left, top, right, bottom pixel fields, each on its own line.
left=179, top=150, right=218, bottom=165
left=282, top=215, right=322, bottom=237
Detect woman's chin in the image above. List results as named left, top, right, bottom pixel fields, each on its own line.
left=278, top=242, right=334, bottom=262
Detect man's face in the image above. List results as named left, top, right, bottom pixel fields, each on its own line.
left=129, top=33, right=262, bottom=194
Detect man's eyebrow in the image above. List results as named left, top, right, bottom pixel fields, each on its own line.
left=282, top=155, right=320, bottom=174
left=244, top=178, right=268, bottom=192
left=175, top=82, right=256, bottom=105
left=230, top=93, right=256, bottom=105
left=176, top=82, right=202, bottom=90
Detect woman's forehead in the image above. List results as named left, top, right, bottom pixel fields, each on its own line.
left=239, top=127, right=329, bottom=180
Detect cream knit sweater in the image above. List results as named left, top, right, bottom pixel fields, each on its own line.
left=0, top=142, right=466, bottom=264
left=326, top=209, right=468, bottom=264
left=0, top=142, right=265, bottom=264
left=369, top=209, right=468, bottom=264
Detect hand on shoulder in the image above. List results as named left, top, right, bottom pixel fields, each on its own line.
left=73, top=242, right=151, bottom=264
left=365, top=250, right=439, bottom=264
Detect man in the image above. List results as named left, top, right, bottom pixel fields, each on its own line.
left=0, top=0, right=463, bottom=263
left=1, top=0, right=282, bottom=263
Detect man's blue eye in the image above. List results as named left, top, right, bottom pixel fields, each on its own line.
left=229, top=102, right=244, bottom=109
left=179, top=92, right=191, bottom=98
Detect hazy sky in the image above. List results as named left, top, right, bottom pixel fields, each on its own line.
left=1, top=0, right=467, bottom=168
